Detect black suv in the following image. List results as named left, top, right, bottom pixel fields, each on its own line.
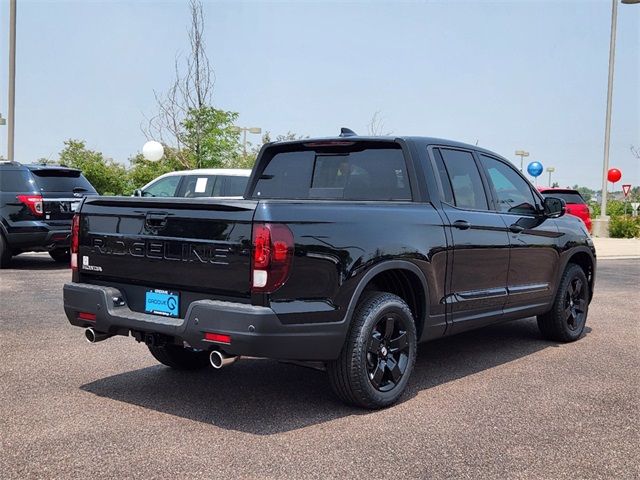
left=0, top=162, right=97, bottom=267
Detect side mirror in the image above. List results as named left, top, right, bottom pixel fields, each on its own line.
left=133, top=189, right=143, bottom=197
left=543, top=196, right=565, bottom=218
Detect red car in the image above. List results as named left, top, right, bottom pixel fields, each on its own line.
left=538, top=187, right=592, bottom=232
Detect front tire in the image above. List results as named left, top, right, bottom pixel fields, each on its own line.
left=147, top=344, right=210, bottom=370
left=327, top=292, right=417, bottom=409
left=537, top=263, right=590, bottom=342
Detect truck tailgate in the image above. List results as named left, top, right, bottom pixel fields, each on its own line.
left=77, top=197, right=257, bottom=297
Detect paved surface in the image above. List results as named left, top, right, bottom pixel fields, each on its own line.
left=1, top=254, right=639, bottom=479
left=592, top=237, right=640, bottom=259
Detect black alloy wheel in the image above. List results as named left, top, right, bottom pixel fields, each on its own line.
left=366, top=313, right=410, bottom=392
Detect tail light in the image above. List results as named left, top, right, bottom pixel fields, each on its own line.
left=71, top=214, right=80, bottom=270
left=16, top=194, right=43, bottom=216
left=251, top=223, right=294, bottom=293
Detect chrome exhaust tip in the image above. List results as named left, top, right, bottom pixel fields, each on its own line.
left=85, top=328, right=111, bottom=344
left=209, top=350, right=239, bottom=369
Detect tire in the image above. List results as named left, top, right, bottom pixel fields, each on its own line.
left=147, top=344, right=210, bottom=370
left=537, top=263, right=590, bottom=342
left=327, top=292, right=417, bottom=409
left=49, top=248, right=71, bottom=263
left=0, top=234, right=12, bottom=268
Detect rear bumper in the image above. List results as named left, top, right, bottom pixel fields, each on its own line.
left=63, top=282, right=347, bottom=361
left=5, top=226, right=71, bottom=251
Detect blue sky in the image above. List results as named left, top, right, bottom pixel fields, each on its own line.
left=0, top=0, right=638, bottom=189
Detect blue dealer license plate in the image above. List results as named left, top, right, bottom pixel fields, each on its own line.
left=145, top=289, right=180, bottom=317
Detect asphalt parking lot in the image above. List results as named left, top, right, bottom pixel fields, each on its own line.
left=1, top=254, right=638, bottom=479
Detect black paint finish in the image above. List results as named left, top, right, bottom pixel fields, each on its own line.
left=66, top=136, right=596, bottom=360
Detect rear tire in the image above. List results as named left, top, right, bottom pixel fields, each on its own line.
left=147, top=344, right=210, bottom=370
left=537, top=263, right=590, bottom=342
left=327, top=292, right=417, bottom=409
left=49, top=248, right=71, bottom=263
left=0, top=234, right=12, bottom=268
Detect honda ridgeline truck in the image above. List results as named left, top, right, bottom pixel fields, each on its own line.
left=63, top=131, right=596, bottom=408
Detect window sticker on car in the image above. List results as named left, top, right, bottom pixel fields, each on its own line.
left=195, top=177, right=208, bottom=193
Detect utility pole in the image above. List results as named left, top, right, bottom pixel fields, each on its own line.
left=8, top=0, right=17, bottom=161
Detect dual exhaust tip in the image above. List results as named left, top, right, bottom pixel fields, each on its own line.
left=85, top=328, right=111, bottom=343
left=84, top=328, right=238, bottom=369
left=209, top=350, right=238, bottom=369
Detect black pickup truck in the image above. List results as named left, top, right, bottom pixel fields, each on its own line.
left=63, top=133, right=596, bottom=408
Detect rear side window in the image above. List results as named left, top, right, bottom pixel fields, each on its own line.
left=31, top=169, right=96, bottom=193
left=178, top=175, right=219, bottom=197
left=253, top=145, right=411, bottom=201
left=221, top=176, right=248, bottom=196
left=0, top=170, right=34, bottom=192
left=438, top=149, right=488, bottom=210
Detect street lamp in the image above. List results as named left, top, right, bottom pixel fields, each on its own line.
left=7, top=0, right=17, bottom=161
left=515, top=150, right=529, bottom=172
left=594, top=0, right=640, bottom=237
left=232, top=126, right=262, bottom=157
left=546, top=167, right=555, bottom=187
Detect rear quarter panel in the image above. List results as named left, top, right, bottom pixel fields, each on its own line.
left=256, top=200, right=448, bottom=331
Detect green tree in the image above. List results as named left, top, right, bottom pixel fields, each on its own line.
left=59, top=139, right=131, bottom=195
left=128, top=146, right=186, bottom=190
left=181, top=107, right=240, bottom=168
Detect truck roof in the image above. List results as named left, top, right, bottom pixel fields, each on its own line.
left=269, top=135, right=505, bottom=159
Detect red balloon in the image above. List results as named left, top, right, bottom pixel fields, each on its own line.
left=607, top=168, right=622, bottom=183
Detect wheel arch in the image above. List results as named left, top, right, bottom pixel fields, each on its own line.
left=344, top=260, right=429, bottom=339
left=562, top=247, right=595, bottom=302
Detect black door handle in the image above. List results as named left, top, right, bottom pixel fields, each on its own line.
left=509, top=224, right=525, bottom=233
left=453, top=220, right=471, bottom=230
left=145, top=212, right=168, bottom=229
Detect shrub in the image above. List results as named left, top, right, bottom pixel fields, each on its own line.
left=609, top=216, right=640, bottom=238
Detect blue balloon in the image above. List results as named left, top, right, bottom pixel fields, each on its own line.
left=527, top=161, right=544, bottom=177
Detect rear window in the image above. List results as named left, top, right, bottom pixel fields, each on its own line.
left=253, top=145, right=411, bottom=201
left=0, top=170, right=35, bottom=192
left=541, top=191, right=585, bottom=204
left=31, top=169, right=96, bottom=193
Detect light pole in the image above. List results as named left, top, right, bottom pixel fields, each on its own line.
left=232, top=126, right=262, bottom=157
left=546, top=167, right=555, bottom=187
left=594, top=0, right=640, bottom=237
left=515, top=150, right=529, bottom=172
left=7, top=0, right=17, bottom=161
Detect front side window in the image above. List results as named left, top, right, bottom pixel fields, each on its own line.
left=143, top=175, right=181, bottom=197
left=480, top=155, right=538, bottom=215
left=438, top=148, right=488, bottom=210
left=253, top=144, right=411, bottom=201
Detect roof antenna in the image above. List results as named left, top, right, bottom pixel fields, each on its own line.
left=339, top=127, right=357, bottom=137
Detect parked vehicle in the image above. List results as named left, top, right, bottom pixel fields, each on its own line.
left=63, top=132, right=596, bottom=408
left=0, top=161, right=97, bottom=267
left=538, top=187, right=592, bottom=232
left=133, top=169, right=251, bottom=198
